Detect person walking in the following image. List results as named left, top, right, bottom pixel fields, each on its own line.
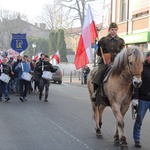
left=36, top=55, right=57, bottom=102
left=7, top=57, right=15, bottom=93
left=92, top=22, right=125, bottom=104
left=0, top=57, right=12, bottom=102
left=34, top=53, right=45, bottom=92
left=133, top=51, right=150, bottom=148
left=83, top=65, right=90, bottom=84
left=12, top=55, right=22, bottom=96
left=15, top=55, right=32, bottom=102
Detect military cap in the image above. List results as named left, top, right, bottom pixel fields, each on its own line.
left=108, top=22, right=118, bottom=30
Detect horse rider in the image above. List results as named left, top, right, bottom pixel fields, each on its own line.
left=92, top=22, right=125, bottom=104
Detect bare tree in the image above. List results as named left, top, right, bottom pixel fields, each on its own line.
left=37, top=0, right=103, bottom=30
left=54, top=0, right=97, bottom=28
left=37, top=3, right=70, bottom=30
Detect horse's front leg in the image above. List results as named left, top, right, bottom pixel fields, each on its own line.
left=111, top=104, right=128, bottom=150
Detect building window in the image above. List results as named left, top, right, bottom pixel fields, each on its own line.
left=132, top=11, right=149, bottom=19
left=119, top=0, right=127, bottom=22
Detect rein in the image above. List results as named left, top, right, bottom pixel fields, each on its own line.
left=122, top=73, right=132, bottom=82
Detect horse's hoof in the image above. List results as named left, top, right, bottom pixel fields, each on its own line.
left=120, top=145, right=129, bottom=150
left=96, top=128, right=103, bottom=139
left=96, top=133, right=103, bottom=139
left=114, top=140, right=120, bottom=146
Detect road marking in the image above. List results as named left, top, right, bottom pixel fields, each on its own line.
left=46, top=117, right=93, bottom=150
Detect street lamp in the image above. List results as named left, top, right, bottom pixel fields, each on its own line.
left=32, top=43, right=36, bottom=59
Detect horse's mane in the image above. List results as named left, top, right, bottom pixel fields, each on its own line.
left=111, top=46, right=144, bottom=77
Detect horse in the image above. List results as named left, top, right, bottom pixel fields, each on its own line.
left=87, top=46, right=144, bottom=150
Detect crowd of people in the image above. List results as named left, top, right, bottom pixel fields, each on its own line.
left=0, top=53, right=57, bottom=103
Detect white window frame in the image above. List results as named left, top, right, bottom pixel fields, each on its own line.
left=119, top=0, right=127, bottom=22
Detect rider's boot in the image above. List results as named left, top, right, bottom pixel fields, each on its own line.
left=92, top=91, right=97, bottom=102
left=92, top=83, right=99, bottom=102
left=95, top=86, right=102, bottom=106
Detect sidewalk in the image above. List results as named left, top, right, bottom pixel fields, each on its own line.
left=62, top=76, right=87, bottom=87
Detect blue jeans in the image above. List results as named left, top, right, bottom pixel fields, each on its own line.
left=0, top=80, right=9, bottom=98
left=8, top=79, right=15, bottom=92
left=14, top=77, right=20, bottom=93
left=133, top=99, right=150, bottom=141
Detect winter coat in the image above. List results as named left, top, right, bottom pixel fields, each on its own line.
left=138, top=61, right=150, bottom=101
left=15, top=61, right=31, bottom=80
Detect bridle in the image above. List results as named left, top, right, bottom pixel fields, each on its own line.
left=122, top=52, right=141, bottom=82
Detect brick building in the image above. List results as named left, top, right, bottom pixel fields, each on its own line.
left=100, top=0, right=150, bottom=53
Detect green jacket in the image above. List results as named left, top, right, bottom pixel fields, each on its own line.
left=97, top=34, right=125, bottom=63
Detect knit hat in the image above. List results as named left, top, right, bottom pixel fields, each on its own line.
left=108, top=22, right=118, bottom=30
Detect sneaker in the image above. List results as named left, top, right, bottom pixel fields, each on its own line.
left=135, top=141, right=141, bottom=148
left=5, top=96, right=10, bottom=102
left=39, top=92, right=42, bottom=100
left=44, top=99, right=48, bottom=102
left=20, top=97, right=24, bottom=102
left=24, top=97, right=27, bottom=101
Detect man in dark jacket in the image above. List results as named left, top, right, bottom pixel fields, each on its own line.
left=133, top=51, right=150, bottom=148
left=92, top=22, right=125, bottom=104
left=36, top=55, right=57, bottom=102
left=83, top=65, right=90, bottom=84
left=12, top=55, right=22, bottom=96
left=0, top=57, right=12, bottom=102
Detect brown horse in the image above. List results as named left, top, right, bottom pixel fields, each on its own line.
left=87, top=46, right=144, bottom=150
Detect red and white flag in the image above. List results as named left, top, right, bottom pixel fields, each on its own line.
left=74, top=5, right=98, bottom=70
left=51, top=51, right=60, bottom=64
left=34, top=52, right=41, bottom=62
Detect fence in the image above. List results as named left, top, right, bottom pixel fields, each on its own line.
left=62, top=70, right=82, bottom=83
left=57, top=63, right=93, bottom=84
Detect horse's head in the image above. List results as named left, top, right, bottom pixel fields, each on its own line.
left=111, top=46, right=144, bottom=88
left=127, top=46, right=144, bottom=88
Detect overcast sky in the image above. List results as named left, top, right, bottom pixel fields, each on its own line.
left=0, top=0, right=53, bottom=21
left=0, top=0, right=104, bottom=26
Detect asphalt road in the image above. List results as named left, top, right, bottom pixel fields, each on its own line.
left=0, top=82, right=149, bottom=150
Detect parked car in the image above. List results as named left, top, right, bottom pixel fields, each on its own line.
left=50, top=65, right=62, bottom=84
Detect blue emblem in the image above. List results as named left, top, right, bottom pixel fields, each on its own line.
left=11, top=33, right=28, bottom=53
